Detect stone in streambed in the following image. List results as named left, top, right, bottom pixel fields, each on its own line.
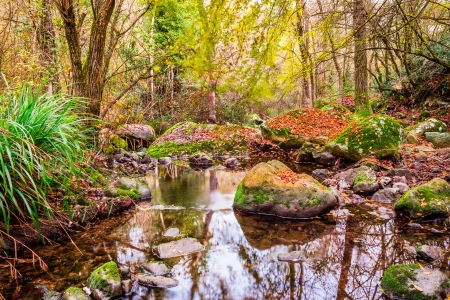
left=416, top=245, right=444, bottom=261
left=233, top=160, right=337, bottom=218
left=154, top=238, right=204, bottom=258
left=142, top=262, right=171, bottom=276
left=163, top=227, right=181, bottom=237
left=137, top=274, right=179, bottom=288
left=87, top=261, right=122, bottom=300
left=62, top=287, right=90, bottom=300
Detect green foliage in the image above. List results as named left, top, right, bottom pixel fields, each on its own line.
left=0, top=84, right=87, bottom=234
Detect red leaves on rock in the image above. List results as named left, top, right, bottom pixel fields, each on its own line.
left=277, top=170, right=300, bottom=184
left=267, top=109, right=348, bottom=139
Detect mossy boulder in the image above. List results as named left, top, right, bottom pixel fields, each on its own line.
left=381, top=264, right=450, bottom=300
left=146, top=122, right=259, bottom=158
left=111, top=177, right=151, bottom=200
left=408, top=118, right=448, bottom=137
left=353, top=168, right=379, bottom=195
left=87, top=261, right=122, bottom=300
left=62, top=287, right=90, bottom=300
left=394, top=178, right=450, bottom=219
left=246, top=113, right=264, bottom=125
left=262, top=109, right=348, bottom=150
left=99, top=129, right=128, bottom=155
left=117, top=124, right=155, bottom=149
left=325, top=115, right=404, bottom=161
left=425, top=132, right=450, bottom=148
left=296, top=142, right=316, bottom=162
left=233, top=160, right=337, bottom=218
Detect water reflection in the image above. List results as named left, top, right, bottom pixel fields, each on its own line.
left=2, top=164, right=450, bottom=300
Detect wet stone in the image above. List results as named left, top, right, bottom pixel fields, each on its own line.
left=122, top=279, right=132, bottom=294
left=163, top=227, right=182, bottom=237
left=371, top=189, right=396, bottom=204
left=408, top=223, right=424, bottom=230
left=379, top=176, right=392, bottom=188
left=387, top=169, right=412, bottom=179
left=369, top=207, right=396, bottom=220
left=155, top=238, right=204, bottom=258
left=312, top=151, right=336, bottom=166
left=277, top=250, right=307, bottom=262
left=224, top=157, right=240, bottom=169
left=392, top=182, right=409, bottom=194
left=417, top=245, right=444, bottom=261
left=312, top=169, right=333, bottom=181
left=158, top=157, right=172, bottom=165
left=142, top=262, right=171, bottom=276
left=137, top=274, right=179, bottom=288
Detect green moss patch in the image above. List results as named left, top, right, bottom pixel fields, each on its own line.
left=87, top=261, right=121, bottom=292
left=394, top=178, right=450, bottom=219
left=63, top=287, right=89, bottom=300
left=325, top=115, right=404, bottom=161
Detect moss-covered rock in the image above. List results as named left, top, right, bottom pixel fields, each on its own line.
left=381, top=263, right=450, bottom=300
left=62, top=287, right=90, bottom=300
left=296, top=142, right=316, bottom=162
left=102, top=133, right=128, bottom=155
left=425, top=132, right=450, bottom=148
left=146, top=122, right=259, bottom=158
left=325, top=115, right=404, bottom=161
left=87, top=261, right=122, bottom=300
left=353, top=169, right=379, bottom=195
left=408, top=118, right=448, bottom=137
left=394, top=178, right=450, bottom=219
left=112, top=177, right=151, bottom=200
left=233, top=160, right=337, bottom=218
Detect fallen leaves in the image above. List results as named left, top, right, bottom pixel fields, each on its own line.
left=267, top=109, right=348, bottom=139
left=414, top=284, right=423, bottom=292
left=277, top=170, right=300, bottom=184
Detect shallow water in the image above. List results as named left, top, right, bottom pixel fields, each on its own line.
left=1, top=161, right=450, bottom=300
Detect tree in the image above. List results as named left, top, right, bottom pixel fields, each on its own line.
left=353, top=0, right=369, bottom=110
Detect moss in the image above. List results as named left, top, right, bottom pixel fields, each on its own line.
left=116, top=188, right=140, bottom=200
left=87, top=261, right=120, bottom=292
left=253, top=189, right=270, bottom=204
left=381, top=264, right=429, bottom=300
left=234, top=182, right=249, bottom=205
left=416, top=246, right=423, bottom=253
left=285, top=199, right=290, bottom=209
left=394, top=178, right=450, bottom=219
left=327, top=115, right=404, bottom=161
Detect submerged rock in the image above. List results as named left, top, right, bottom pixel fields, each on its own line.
left=325, top=115, right=404, bottom=161
left=394, top=178, right=450, bottom=219
left=137, top=274, right=179, bottom=288
left=142, top=262, right=171, bottom=276
left=154, top=238, right=204, bottom=258
left=87, top=261, right=122, bottom=300
left=417, top=245, right=444, bottom=261
left=62, top=287, right=90, bottom=300
left=233, top=160, right=337, bottom=218
left=381, top=264, right=450, bottom=300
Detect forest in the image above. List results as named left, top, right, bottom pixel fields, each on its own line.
left=0, top=0, right=450, bottom=299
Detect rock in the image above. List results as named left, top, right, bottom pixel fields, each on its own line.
left=387, top=169, right=412, bottom=179
left=312, top=151, right=336, bottom=166
left=62, top=287, right=90, bottom=300
left=137, top=184, right=151, bottom=200
left=104, top=134, right=128, bottom=155
left=137, top=274, right=179, bottom=288
left=425, top=132, right=450, bottom=148
left=394, top=178, right=450, bottom=219
left=325, top=115, right=404, bottom=161
left=127, top=152, right=140, bottom=162
left=103, top=188, right=117, bottom=198
left=417, top=245, right=444, bottom=261
left=141, top=154, right=153, bottom=164
left=379, top=176, right=392, bottom=188
left=224, top=157, right=240, bottom=169
left=142, top=262, right=171, bottom=276
left=189, top=152, right=213, bottom=165
left=87, top=261, right=122, bottom=300
left=392, top=182, right=409, bottom=194
left=163, top=227, right=182, bottom=237
left=406, top=133, right=420, bottom=144
left=360, top=161, right=379, bottom=170
left=296, top=142, right=315, bottom=163
left=247, top=113, right=264, bottom=125
left=411, top=162, right=424, bottom=170
left=116, top=177, right=137, bottom=189
left=312, top=169, right=333, bottom=181
left=353, top=169, right=379, bottom=195
left=381, top=264, right=450, bottom=300
left=117, top=124, right=155, bottom=149
left=277, top=250, right=307, bottom=262
left=120, top=266, right=130, bottom=277
left=338, top=180, right=351, bottom=189
left=154, top=238, right=204, bottom=258
left=233, top=160, right=337, bottom=218
left=407, top=223, right=424, bottom=230
left=392, top=176, right=408, bottom=184
left=121, top=279, right=132, bottom=294
left=408, top=118, right=448, bottom=137
left=158, top=157, right=172, bottom=165
left=82, top=287, right=91, bottom=296
left=334, top=166, right=374, bottom=188
left=371, top=189, right=396, bottom=204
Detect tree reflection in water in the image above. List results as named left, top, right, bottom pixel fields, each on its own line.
left=110, top=166, right=420, bottom=300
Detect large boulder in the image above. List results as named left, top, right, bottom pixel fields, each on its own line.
left=425, top=132, right=450, bottom=148
left=394, top=178, right=450, bottom=219
left=262, top=108, right=348, bottom=149
left=407, top=118, right=448, bottom=142
left=117, top=124, right=155, bottom=149
left=233, top=160, right=337, bottom=218
left=87, top=261, right=122, bottom=300
left=325, top=115, right=404, bottom=161
left=381, top=264, right=450, bottom=300
left=146, top=122, right=259, bottom=158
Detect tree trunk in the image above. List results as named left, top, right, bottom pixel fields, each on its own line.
left=37, top=0, right=60, bottom=95
left=86, top=0, right=116, bottom=117
left=353, top=0, right=369, bottom=111
left=295, top=0, right=310, bottom=108
left=207, top=75, right=217, bottom=123
left=56, top=0, right=85, bottom=98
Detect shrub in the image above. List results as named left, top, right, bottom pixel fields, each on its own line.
left=0, top=84, right=88, bottom=234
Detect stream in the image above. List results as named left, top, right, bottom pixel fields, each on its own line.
left=1, top=160, right=450, bottom=299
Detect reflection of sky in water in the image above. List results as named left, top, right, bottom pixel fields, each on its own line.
left=111, top=168, right=408, bottom=299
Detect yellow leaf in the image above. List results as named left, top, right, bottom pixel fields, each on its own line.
left=414, top=285, right=423, bottom=292
left=418, top=263, right=424, bottom=269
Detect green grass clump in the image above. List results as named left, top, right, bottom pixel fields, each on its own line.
left=0, top=84, right=88, bottom=234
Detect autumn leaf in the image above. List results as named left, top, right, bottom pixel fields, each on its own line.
left=414, top=285, right=423, bottom=292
